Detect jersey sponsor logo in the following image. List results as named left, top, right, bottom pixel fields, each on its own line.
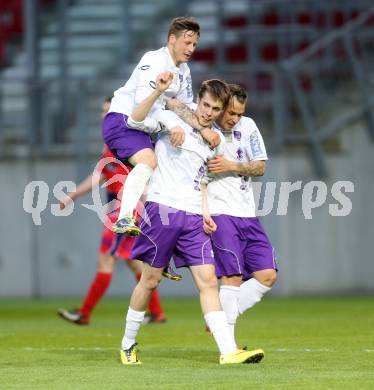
left=236, top=147, right=244, bottom=161
left=139, top=65, right=150, bottom=70
left=233, top=130, right=241, bottom=141
left=149, top=80, right=156, bottom=89
left=250, top=131, right=263, bottom=158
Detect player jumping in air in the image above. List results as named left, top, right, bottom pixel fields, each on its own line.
left=102, top=17, right=219, bottom=236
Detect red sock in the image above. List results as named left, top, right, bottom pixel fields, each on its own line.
left=148, top=288, right=164, bottom=317
left=80, top=272, right=112, bottom=318
left=135, top=273, right=164, bottom=317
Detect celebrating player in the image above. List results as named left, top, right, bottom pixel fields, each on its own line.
left=170, top=85, right=278, bottom=346
left=102, top=17, right=220, bottom=236
left=119, top=75, right=264, bottom=365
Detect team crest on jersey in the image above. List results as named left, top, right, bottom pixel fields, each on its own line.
left=233, top=130, right=242, bottom=141
left=236, top=147, right=244, bottom=161
left=139, top=65, right=150, bottom=70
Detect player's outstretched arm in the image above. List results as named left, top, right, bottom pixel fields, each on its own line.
left=59, top=172, right=102, bottom=210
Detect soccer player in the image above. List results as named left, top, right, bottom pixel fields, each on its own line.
left=168, top=84, right=277, bottom=346
left=102, top=16, right=220, bottom=236
left=57, top=98, right=167, bottom=325
left=119, top=75, right=264, bottom=365
left=206, top=84, right=278, bottom=344
left=208, top=84, right=277, bottom=342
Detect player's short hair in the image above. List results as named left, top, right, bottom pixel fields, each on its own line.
left=228, top=84, right=248, bottom=104
left=168, top=17, right=200, bottom=39
left=198, top=79, right=231, bottom=110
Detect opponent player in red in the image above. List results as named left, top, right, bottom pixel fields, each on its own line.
left=57, top=98, right=170, bottom=325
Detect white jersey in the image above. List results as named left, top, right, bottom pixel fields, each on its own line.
left=208, top=116, right=268, bottom=218
left=147, top=111, right=225, bottom=214
left=109, top=47, right=193, bottom=116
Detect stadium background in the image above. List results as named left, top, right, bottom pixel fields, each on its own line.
left=0, top=0, right=373, bottom=299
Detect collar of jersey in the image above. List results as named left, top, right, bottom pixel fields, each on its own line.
left=163, top=46, right=179, bottom=71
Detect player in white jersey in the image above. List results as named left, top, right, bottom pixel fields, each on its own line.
left=167, top=84, right=278, bottom=347
left=102, top=17, right=219, bottom=236
left=119, top=76, right=264, bottom=365
left=204, top=84, right=278, bottom=347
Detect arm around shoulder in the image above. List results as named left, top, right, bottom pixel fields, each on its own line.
left=233, top=160, right=266, bottom=177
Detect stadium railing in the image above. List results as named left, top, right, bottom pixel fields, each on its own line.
left=277, top=5, right=374, bottom=176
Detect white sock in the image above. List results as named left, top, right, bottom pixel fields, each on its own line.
left=204, top=311, right=236, bottom=355
left=118, top=163, right=153, bottom=220
left=121, top=307, right=146, bottom=350
left=238, top=278, right=271, bottom=314
left=219, top=285, right=240, bottom=341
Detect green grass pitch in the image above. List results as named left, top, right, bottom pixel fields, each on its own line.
left=1, top=297, right=373, bottom=389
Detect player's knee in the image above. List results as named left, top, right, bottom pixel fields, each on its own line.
left=256, top=269, right=277, bottom=287
left=147, top=158, right=157, bottom=170
left=199, top=275, right=219, bottom=292
left=141, top=273, right=162, bottom=290
left=139, top=156, right=157, bottom=170
left=131, top=149, right=157, bottom=169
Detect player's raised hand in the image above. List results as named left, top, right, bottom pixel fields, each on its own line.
left=201, top=128, right=221, bottom=149
left=203, top=214, right=217, bottom=234
left=156, top=71, right=173, bottom=93
left=169, top=126, right=185, bottom=147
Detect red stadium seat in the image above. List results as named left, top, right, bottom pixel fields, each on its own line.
left=193, top=48, right=216, bottom=62
left=226, top=44, right=247, bottom=62
left=224, top=16, right=248, bottom=28
left=261, top=43, right=280, bottom=62
left=261, top=11, right=280, bottom=26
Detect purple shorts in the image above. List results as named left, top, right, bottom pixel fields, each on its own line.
left=131, top=202, right=215, bottom=269
left=211, top=215, right=277, bottom=280
left=102, top=112, right=154, bottom=162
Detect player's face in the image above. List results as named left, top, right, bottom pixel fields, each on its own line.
left=168, top=30, right=199, bottom=65
left=217, top=97, right=246, bottom=131
left=196, top=92, right=224, bottom=127
left=101, top=101, right=111, bottom=120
